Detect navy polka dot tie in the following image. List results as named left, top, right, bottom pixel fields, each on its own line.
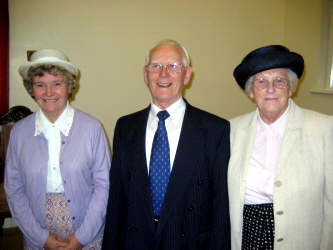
left=149, top=110, right=170, bottom=217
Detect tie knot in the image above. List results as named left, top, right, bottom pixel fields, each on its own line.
left=157, top=110, right=170, bottom=121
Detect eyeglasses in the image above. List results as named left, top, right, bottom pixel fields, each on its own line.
left=145, top=63, right=183, bottom=74
left=253, top=77, right=289, bottom=89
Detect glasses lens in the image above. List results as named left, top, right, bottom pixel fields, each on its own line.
left=253, top=78, right=267, bottom=89
left=167, top=63, right=182, bottom=73
left=253, top=77, right=289, bottom=89
left=274, top=78, right=289, bottom=88
left=147, top=63, right=183, bottom=73
left=147, top=63, right=162, bottom=73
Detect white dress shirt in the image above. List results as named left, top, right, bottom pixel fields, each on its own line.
left=244, top=102, right=290, bottom=204
left=145, top=98, right=186, bottom=172
left=35, top=103, right=74, bottom=193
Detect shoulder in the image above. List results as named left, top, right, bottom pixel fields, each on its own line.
left=230, top=111, right=256, bottom=128
left=74, top=109, right=101, bottom=124
left=298, top=105, right=332, bottom=120
left=72, top=109, right=105, bottom=132
left=294, top=105, right=333, bottom=130
left=116, top=107, right=149, bottom=126
left=186, top=104, right=229, bottom=128
left=10, top=113, right=35, bottom=134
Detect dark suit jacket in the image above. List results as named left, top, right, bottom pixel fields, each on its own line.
left=102, top=102, right=230, bottom=250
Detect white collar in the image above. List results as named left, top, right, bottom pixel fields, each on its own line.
left=35, top=103, right=74, bottom=136
left=150, top=98, right=185, bottom=118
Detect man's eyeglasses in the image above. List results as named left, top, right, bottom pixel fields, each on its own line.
left=253, top=77, right=289, bottom=89
left=145, top=63, right=183, bottom=74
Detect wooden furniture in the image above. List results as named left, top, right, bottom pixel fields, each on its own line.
left=0, top=106, right=32, bottom=236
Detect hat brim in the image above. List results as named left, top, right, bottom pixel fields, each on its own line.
left=233, top=45, right=304, bottom=89
left=19, top=57, right=78, bottom=80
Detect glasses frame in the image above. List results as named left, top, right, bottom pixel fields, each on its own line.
left=145, top=62, right=184, bottom=74
left=252, top=77, right=290, bottom=90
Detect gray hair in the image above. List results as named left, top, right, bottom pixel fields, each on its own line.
left=244, top=68, right=299, bottom=95
left=145, top=39, right=191, bottom=67
left=24, top=64, right=76, bottom=99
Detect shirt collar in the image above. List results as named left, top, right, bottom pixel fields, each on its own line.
left=150, top=98, right=185, bottom=118
left=35, top=103, right=74, bottom=136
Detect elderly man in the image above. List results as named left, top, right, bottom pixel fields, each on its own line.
left=102, top=39, right=231, bottom=250
left=228, top=45, right=333, bottom=250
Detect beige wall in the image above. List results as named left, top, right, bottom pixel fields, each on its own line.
left=9, top=0, right=333, bottom=140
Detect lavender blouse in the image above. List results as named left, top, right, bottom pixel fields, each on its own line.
left=4, top=109, right=111, bottom=248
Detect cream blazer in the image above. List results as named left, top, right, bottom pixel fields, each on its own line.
left=228, top=100, right=333, bottom=250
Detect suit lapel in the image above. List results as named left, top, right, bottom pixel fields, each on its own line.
left=128, top=107, right=150, bottom=177
left=158, top=104, right=202, bottom=232
left=126, top=107, right=156, bottom=229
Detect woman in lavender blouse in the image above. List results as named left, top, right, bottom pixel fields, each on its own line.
left=5, top=49, right=111, bottom=249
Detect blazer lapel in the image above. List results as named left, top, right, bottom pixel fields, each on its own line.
left=236, top=113, right=258, bottom=207
left=275, top=100, right=302, bottom=178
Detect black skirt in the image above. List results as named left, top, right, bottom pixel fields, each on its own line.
left=241, top=203, right=274, bottom=250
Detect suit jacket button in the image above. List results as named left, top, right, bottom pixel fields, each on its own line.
left=275, top=180, right=282, bottom=187
left=130, top=226, right=138, bottom=232
left=187, top=206, right=194, bottom=212
left=180, top=233, right=185, bottom=238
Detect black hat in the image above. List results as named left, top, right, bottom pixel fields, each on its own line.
left=233, top=45, right=304, bottom=89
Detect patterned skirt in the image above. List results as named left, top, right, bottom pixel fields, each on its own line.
left=24, top=193, right=102, bottom=250
left=241, top=203, right=274, bottom=250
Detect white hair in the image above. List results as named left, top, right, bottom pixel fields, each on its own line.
left=145, top=39, right=191, bottom=67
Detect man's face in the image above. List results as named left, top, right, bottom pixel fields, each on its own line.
left=144, top=44, right=192, bottom=109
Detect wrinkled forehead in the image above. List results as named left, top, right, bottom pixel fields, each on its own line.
left=252, top=68, right=289, bottom=79
left=149, top=45, right=185, bottom=64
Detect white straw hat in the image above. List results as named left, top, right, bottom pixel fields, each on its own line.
left=18, top=49, right=79, bottom=80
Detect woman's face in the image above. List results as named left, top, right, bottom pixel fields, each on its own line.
left=249, top=68, right=292, bottom=124
left=32, top=72, right=70, bottom=122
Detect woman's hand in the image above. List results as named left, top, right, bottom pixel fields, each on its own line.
left=65, top=234, right=83, bottom=250
left=44, top=234, right=68, bottom=249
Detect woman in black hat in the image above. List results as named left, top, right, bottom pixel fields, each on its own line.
left=228, top=45, right=333, bottom=250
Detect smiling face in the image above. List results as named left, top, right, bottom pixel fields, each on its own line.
left=32, top=72, right=70, bottom=122
left=144, top=44, right=192, bottom=109
left=249, top=68, right=292, bottom=124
